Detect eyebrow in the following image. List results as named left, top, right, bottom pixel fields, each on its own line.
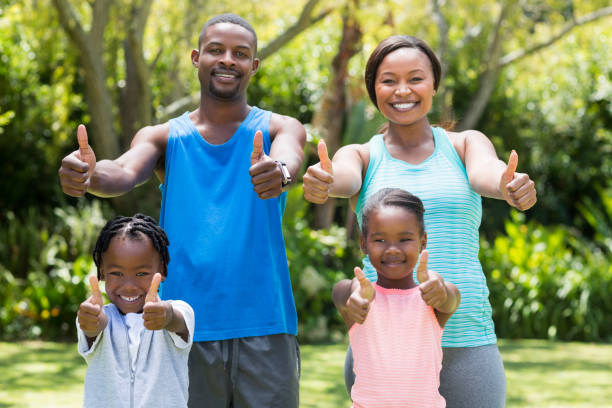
left=379, top=68, right=425, bottom=76
left=205, top=41, right=252, bottom=51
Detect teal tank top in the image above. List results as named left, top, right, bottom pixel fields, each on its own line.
left=159, top=108, right=297, bottom=341
left=355, top=128, right=497, bottom=347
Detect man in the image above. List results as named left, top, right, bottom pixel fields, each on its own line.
left=59, top=14, right=305, bottom=407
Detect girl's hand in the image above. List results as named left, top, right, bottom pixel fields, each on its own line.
left=77, top=275, right=108, bottom=338
left=499, top=150, right=537, bottom=211
left=417, top=251, right=448, bottom=309
left=346, top=267, right=375, bottom=324
left=143, top=273, right=173, bottom=330
left=303, top=139, right=334, bottom=204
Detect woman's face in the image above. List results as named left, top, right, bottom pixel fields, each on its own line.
left=374, top=47, right=436, bottom=127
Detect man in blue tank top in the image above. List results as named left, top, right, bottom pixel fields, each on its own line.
left=59, top=13, right=306, bottom=408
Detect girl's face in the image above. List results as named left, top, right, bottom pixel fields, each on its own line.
left=362, top=205, right=426, bottom=289
left=374, top=47, right=436, bottom=127
left=100, top=235, right=163, bottom=314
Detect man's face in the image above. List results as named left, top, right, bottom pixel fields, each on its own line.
left=192, top=23, right=259, bottom=101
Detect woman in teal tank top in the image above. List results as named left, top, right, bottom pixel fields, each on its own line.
left=303, top=35, right=537, bottom=407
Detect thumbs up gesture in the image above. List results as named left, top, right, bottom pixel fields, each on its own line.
left=346, top=267, right=376, bottom=324
left=303, top=139, right=334, bottom=204
left=249, top=130, right=285, bottom=199
left=417, top=251, right=448, bottom=310
left=77, top=275, right=108, bottom=338
left=58, top=124, right=97, bottom=197
left=499, top=150, right=537, bottom=211
left=142, top=273, right=173, bottom=331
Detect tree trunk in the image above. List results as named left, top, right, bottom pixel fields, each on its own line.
left=311, top=2, right=362, bottom=230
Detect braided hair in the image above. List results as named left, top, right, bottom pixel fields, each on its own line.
left=92, top=213, right=170, bottom=280
left=361, top=188, right=426, bottom=238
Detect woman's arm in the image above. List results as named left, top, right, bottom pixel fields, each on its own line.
left=449, top=130, right=537, bottom=210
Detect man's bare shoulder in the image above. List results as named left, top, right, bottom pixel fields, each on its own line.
left=131, top=122, right=171, bottom=148
left=268, top=112, right=305, bottom=139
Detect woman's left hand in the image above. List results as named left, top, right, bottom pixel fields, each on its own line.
left=499, top=150, right=537, bottom=211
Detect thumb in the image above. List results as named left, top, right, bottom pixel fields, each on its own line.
left=250, top=130, right=264, bottom=165
left=501, top=150, right=518, bottom=185
left=318, top=139, right=333, bottom=174
left=77, top=124, right=96, bottom=175
left=89, top=275, right=104, bottom=307
left=416, top=250, right=429, bottom=284
left=145, top=273, right=162, bottom=303
left=354, top=267, right=374, bottom=301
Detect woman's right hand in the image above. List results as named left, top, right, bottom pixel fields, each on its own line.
left=303, top=139, right=333, bottom=204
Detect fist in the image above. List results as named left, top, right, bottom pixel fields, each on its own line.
left=77, top=275, right=108, bottom=338
left=303, top=139, right=333, bottom=204
left=58, top=124, right=97, bottom=197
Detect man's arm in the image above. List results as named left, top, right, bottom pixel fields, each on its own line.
left=59, top=123, right=169, bottom=198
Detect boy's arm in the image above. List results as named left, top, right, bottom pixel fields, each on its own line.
left=332, top=267, right=375, bottom=329
left=143, top=274, right=189, bottom=342
left=77, top=276, right=108, bottom=349
left=59, top=123, right=169, bottom=198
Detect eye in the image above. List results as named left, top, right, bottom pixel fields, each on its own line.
left=209, top=48, right=222, bottom=54
left=381, top=78, right=395, bottom=84
left=108, top=271, right=122, bottom=277
left=136, top=271, right=151, bottom=277
left=410, top=77, right=423, bottom=83
left=235, top=50, right=247, bottom=58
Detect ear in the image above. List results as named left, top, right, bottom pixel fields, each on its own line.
left=360, top=234, right=367, bottom=254
left=251, top=58, right=259, bottom=75
left=191, top=49, right=200, bottom=68
left=420, top=231, right=427, bottom=251
left=98, top=267, right=105, bottom=281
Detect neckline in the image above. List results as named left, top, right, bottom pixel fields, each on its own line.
left=379, top=127, right=438, bottom=167
left=187, top=107, right=257, bottom=147
left=374, top=282, right=419, bottom=294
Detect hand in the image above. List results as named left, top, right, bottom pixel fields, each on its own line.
left=142, top=273, right=173, bottom=331
left=346, top=267, right=375, bottom=324
left=249, top=130, right=284, bottom=199
left=58, top=124, right=97, bottom=197
left=303, top=139, right=334, bottom=204
left=77, top=275, right=108, bottom=338
left=499, top=150, right=537, bottom=211
left=417, top=251, right=448, bottom=309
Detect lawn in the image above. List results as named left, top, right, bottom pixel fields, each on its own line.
left=0, top=339, right=611, bottom=407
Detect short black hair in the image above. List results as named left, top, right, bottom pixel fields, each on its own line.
left=198, top=13, right=257, bottom=53
left=361, top=188, right=426, bottom=237
left=92, top=213, right=170, bottom=280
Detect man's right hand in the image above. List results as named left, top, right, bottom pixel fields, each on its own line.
left=303, top=139, right=333, bottom=204
left=77, top=275, right=108, bottom=339
left=58, top=124, right=97, bottom=197
left=345, top=267, right=375, bottom=324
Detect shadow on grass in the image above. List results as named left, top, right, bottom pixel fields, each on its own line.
left=0, top=341, right=84, bottom=393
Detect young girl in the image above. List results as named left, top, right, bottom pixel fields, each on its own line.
left=76, top=214, right=195, bottom=408
left=333, top=188, right=460, bottom=407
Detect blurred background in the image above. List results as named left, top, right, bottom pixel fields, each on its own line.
left=0, top=0, right=611, bottom=406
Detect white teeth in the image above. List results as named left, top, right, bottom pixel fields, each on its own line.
left=120, top=295, right=140, bottom=302
left=215, top=74, right=236, bottom=79
left=393, top=103, right=416, bottom=110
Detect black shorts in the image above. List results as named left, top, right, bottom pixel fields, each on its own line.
left=187, top=334, right=300, bottom=408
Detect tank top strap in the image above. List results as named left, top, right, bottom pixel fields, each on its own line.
left=432, top=126, right=468, bottom=178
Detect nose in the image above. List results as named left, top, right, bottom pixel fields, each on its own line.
left=384, top=243, right=401, bottom=255
left=395, top=84, right=412, bottom=97
left=219, top=50, right=235, bottom=67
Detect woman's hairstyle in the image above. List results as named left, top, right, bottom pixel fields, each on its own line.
left=92, top=214, right=170, bottom=280
left=361, top=188, right=426, bottom=237
left=364, top=35, right=442, bottom=109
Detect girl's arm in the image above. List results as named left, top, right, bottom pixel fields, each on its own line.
left=449, top=130, right=537, bottom=210
left=417, top=251, right=460, bottom=327
left=332, top=267, right=375, bottom=329
left=303, top=143, right=369, bottom=204
left=433, top=281, right=460, bottom=328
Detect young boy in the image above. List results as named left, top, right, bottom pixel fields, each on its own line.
left=77, top=214, right=194, bottom=408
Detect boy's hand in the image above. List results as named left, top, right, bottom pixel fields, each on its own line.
left=417, top=250, right=448, bottom=309
left=249, top=130, right=284, bottom=199
left=143, top=273, right=173, bottom=331
left=303, top=139, right=334, bottom=204
left=77, top=275, right=108, bottom=338
left=58, top=124, right=97, bottom=197
left=499, top=150, right=537, bottom=211
left=346, top=267, right=375, bottom=324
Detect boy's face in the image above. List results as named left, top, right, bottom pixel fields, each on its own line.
left=192, top=22, right=259, bottom=101
left=361, top=205, right=426, bottom=289
left=100, top=235, right=163, bottom=314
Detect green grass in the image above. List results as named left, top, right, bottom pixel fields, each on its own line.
left=1, top=339, right=611, bottom=407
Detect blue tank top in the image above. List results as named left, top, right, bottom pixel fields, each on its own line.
left=159, top=108, right=297, bottom=341
left=355, top=129, right=497, bottom=347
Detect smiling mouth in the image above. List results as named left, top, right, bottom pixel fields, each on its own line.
left=119, top=295, right=142, bottom=303
left=212, top=70, right=240, bottom=80
left=391, top=102, right=417, bottom=111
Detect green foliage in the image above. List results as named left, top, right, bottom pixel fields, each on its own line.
left=283, top=187, right=361, bottom=343
left=0, top=201, right=109, bottom=340
left=483, top=211, right=612, bottom=342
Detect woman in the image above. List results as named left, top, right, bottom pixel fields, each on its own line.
left=303, top=35, right=536, bottom=407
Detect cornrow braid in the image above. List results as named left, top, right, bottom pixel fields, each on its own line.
left=92, top=213, right=170, bottom=280
left=361, top=188, right=426, bottom=238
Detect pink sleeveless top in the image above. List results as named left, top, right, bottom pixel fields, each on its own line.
left=349, top=284, right=445, bottom=407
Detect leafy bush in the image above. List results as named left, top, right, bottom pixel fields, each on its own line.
left=0, top=201, right=109, bottom=340
left=483, top=211, right=612, bottom=342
